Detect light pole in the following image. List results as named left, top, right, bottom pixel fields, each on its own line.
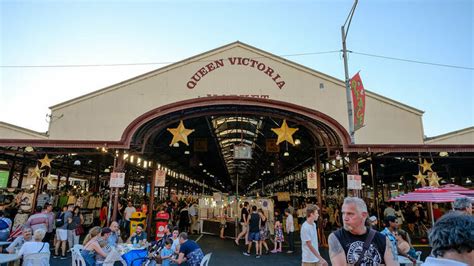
left=341, top=0, right=359, bottom=144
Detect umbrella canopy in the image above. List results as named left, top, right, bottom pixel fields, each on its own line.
left=440, top=184, right=473, bottom=192
left=389, top=186, right=468, bottom=203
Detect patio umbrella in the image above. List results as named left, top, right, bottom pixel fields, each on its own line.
left=439, top=184, right=473, bottom=192
left=389, top=186, right=469, bottom=225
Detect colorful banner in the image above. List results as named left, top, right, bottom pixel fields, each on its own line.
left=350, top=72, right=366, bottom=130
left=306, top=171, right=318, bottom=189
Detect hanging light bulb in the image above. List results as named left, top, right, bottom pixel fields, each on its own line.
left=283, top=151, right=290, bottom=157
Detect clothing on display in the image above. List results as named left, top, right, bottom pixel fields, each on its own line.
left=19, top=193, right=34, bottom=212
left=66, top=195, right=76, bottom=205
left=36, top=193, right=50, bottom=208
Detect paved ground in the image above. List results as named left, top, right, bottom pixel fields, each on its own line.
left=52, top=234, right=432, bottom=265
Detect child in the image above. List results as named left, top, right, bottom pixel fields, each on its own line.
left=270, top=220, right=284, bottom=253
left=160, top=238, right=174, bottom=266
left=220, top=206, right=228, bottom=239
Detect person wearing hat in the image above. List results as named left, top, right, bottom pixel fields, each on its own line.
left=369, top=216, right=380, bottom=231
left=381, top=215, right=399, bottom=261
left=453, top=198, right=472, bottom=215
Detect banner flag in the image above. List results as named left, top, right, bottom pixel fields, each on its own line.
left=350, top=72, right=366, bottom=130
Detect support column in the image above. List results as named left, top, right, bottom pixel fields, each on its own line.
left=348, top=152, right=360, bottom=197
left=17, top=163, right=27, bottom=189
left=7, top=157, right=16, bottom=188
left=147, top=169, right=156, bottom=238
left=112, top=151, right=125, bottom=223
left=370, top=154, right=380, bottom=219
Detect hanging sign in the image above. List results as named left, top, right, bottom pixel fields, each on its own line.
left=276, top=192, right=290, bottom=202
left=307, top=171, right=318, bottom=189
left=110, top=172, right=125, bottom=188
left=347, top=174, right=362, bottom=190
left=155, top=169, right=166, bottom=187
left=0, top=171, right=8, bottom=188
left=234, top=144, right=252, bottom=159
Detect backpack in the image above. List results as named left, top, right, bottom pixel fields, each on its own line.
left=55, top=212, right=65, bottom=228
left=0, top=219, right=9, bottom=230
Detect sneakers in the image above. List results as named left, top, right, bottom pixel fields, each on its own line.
left=286, top=250, right=294, bottom=254
left=234, top=240, right=239, bottom=246
left=53, top=254, right=59, bottom=259
left=243, top=252, right=251, bottom=256
left=256, top=255, right=261, bottom=259
left=60, top=256, right=68, bottom=260
left=270, top=249, right=278, bottom=254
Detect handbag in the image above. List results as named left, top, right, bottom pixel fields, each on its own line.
left=75, top=225, right=85, bottom=236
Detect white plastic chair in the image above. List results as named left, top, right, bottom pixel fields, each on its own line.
left=200, top=252, right=212, bottom=266
left=23, top=252, right=50, bottom=266
left=72, top=246, right=86, bottom=266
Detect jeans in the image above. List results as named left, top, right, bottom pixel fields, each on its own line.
left=287, top=231, right=294, bottom=251
left=67, top=229, right=80, bottom=250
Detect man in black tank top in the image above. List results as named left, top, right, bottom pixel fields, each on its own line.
left=329, top=197, right=399, bottom=266
left=243, top=206, right=261, bottom=258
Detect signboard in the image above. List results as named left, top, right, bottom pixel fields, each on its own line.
left=155, top=169, right=166, bottom=187
left=265, top=139, right=280, bottom=153
left=234, top=144, right=252, bottom=159
left=350, top=72, right=366, bottom=130
left=306, top=171, right=318, bottom=189
left=347, top=174, right=362, bottom=190
left=110, top=172, right=125, bottom=188
left=0, top=171, right=8, bottom=188
left=276, top=192, right=290, bottom=202
left=194, top=138, right=208, bottom=152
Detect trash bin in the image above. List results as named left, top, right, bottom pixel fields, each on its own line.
left=155, top=211, right=170, bottom=240
left=130, top=211, right=147, bottom=236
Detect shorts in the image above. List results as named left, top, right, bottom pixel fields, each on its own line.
left=248, top=232, right=260, bottom=242
left=56, top=228, right=68, bottom=241
left=240, top=223, right=248, bottom=232
left=302, top=262, right=321, bottom=266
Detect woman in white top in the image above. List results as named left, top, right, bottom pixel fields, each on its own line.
left=18, top=228, right=50, bottom=266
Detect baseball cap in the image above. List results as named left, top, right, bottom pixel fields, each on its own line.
left=369, top=216, right=377, bottom=222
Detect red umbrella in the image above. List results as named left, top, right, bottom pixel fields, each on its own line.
left=389, top=186, right=468, bottom=203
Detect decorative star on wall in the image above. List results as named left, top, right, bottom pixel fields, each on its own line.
left=38, top=154, right=54, bottom=169
left=413, top=171, right=427, bottom=186
left=271, top=120, right=299, bottom=145
left=31, top=165, right=44, bottom=179
left=419, top=159, right=433, bottom=173
left=427, top=172, right=442, bottom=187
left=167, top=120, right=195, bottom=146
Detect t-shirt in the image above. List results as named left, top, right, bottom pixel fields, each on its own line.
left=130, top=232, right=147, bottom=243
left=249, top=212, right=260, bottom=233
left=124, top=207, right=136, bottom=221
left=18, top=241, right=50, bottom=256
left=300, top=221, right=320, bottom=263
left=160, top=247, right=174, bottom=266
left=286, top=214, right=294, bottom=232
left=25, top=213, right=49, bottom=232
left=179, top=240, right=200, bottom=256
left=240, top=208, right=249, bottom=223
left=171, top=238, right=180, bottom=252
left=61, top=211, right=73, bottom=230
left=333, top=228, right=387, bottom=265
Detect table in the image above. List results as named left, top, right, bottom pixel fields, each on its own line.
left=0, top=241, right=12, bottom=246
left=0, top=254, right=20, bottom=264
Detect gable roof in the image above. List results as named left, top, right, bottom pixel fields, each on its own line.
left=0, top=121, right=48, bottom=139
left=49, top=41, right=423, bottom=115
left=425, top=126, right=474, bottom=144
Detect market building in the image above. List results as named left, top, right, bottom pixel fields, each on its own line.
left=1, top=42, right=473, bottom=238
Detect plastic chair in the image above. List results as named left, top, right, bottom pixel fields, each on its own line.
left=72, top=246, right=86, bottom=266
left=200, top=252, right=212, bottom=266
left=23, top=252, right=50, bottom=266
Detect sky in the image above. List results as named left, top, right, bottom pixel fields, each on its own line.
left=1, top=0, right=473, bottom=138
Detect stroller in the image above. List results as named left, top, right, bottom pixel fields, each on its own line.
left=127, top=238, right=164, bottom=266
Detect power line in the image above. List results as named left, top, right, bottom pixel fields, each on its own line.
left=350, top=51, right=473, bottom=70
left=1, top=50, right=472, bottom=70
left=0, top=50, right=341, bottom=69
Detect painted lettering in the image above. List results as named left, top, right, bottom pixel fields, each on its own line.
left=214, top=59, right=224, bottom=68
left=242, top=58, right=250, bottom=66
left=264, top=67, right=274, bottom=77
left=228, top=57, right=238, bottom=65
left=198, top=67, right=208, bottom=76
left=276, top=81, right=285, bottom=89
left=257, top=63, right=266, bottom=71
left=187, top=81, right=197, bottom=89
left=206, top=62, right=216, bottom=72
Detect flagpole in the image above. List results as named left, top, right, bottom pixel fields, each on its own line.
left=341, top=0, right=359, bottom=144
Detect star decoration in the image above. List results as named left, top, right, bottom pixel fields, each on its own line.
left=42, top=174, right=55, bottom=186
left=271, top=120, right=299, bottom=145
left=427, top=172, right=442, bottom=187
left=419, top=159, right=433, bottom=173
left=167, top=120, right=195, bottom=146
left=413, top=171, right=427, bottom=186
left=38, top=154, right=54, bottom=168
left=31, top=165, right=44, bottom=179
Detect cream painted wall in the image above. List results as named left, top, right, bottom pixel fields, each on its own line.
left=0, top=122, right=47, bottom=139
left=425, top=128, right=474, bottom=145
left=48, top=43, right=424, bottom=145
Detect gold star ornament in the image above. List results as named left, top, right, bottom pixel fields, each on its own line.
left=271, top=120, right=299, bottom=145
left=42, top=174, right=55, bottom=186
left=419, top=159, right=433, bottom=173
left=167, top=120, right=195, bottom=146
left=31, top=165, right=44, bottom=179
left=39, top=154, right=54, bottom=168
left=427, top=172, right=442, bottom=187
left=413, top=171, right=427, bottom=186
